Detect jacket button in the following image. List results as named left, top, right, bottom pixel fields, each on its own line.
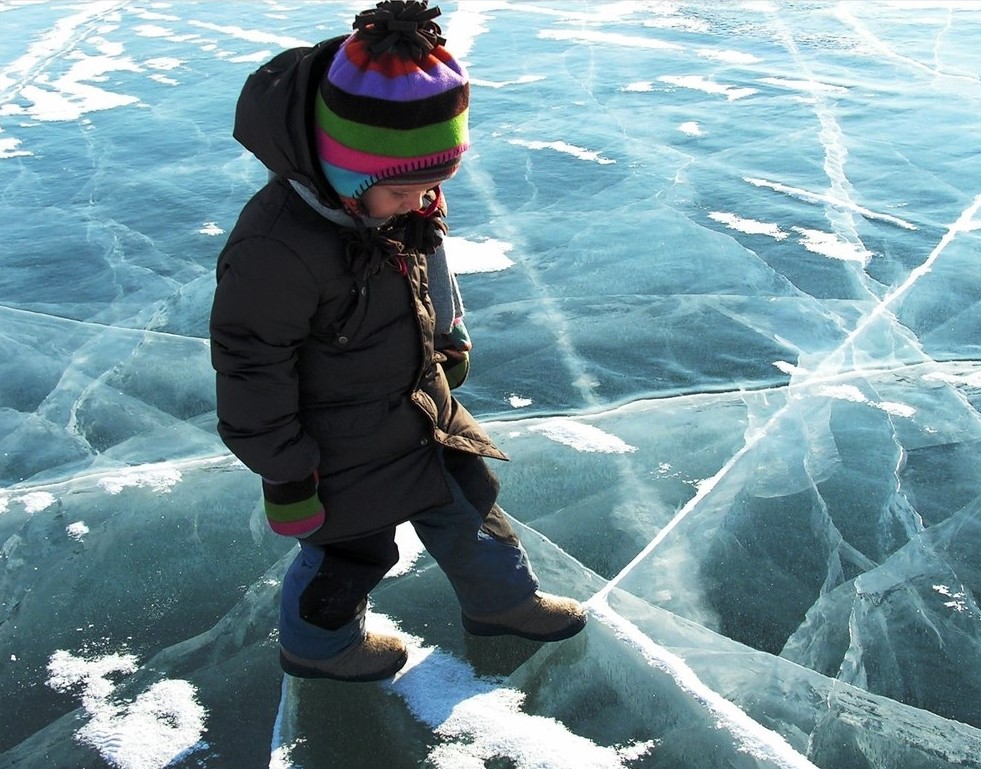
left=419, top=438, right=429, bottom=446
left=337, top=335, right=349, bottom=345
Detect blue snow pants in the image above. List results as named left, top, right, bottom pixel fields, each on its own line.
left=279, top=453, right=539, bottom=660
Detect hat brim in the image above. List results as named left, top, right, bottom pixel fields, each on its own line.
left=373, top=156, right=461, bottom=189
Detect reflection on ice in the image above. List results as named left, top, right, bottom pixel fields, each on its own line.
left=599, top=589, right=981, bottom=769
left=4, top=368, right=981, bottom=765
left=609, top=360, right=981, bottom=730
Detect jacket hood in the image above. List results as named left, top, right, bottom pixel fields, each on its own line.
left=233, top=36, right=345, bottom=203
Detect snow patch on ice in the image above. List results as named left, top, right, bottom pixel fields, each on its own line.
left=199, top=221, right=224, bottom=236
left=818, top=384, right=866, bottom=403
left=697, top=48, right=762, bottom=64
left=540, top=28, right=683, bottom=52
left=530, top=419, right=637, bottom=454
left=380, top=614, right=656, bottom=769
left=760, top=76, right=848, bottom=94
left=0, top=131, right=31, bottom=159
left=817, top=385, right=915, bottom=418
left=709, top=211, right=788, bottom=239
left=67, top=521, right=90, bottom=541
left=472, top=74, right=546, bottom=89
left=509, top=138, right=616, bottom=165
left=658, top=75, right=757, bottom=100
left=878, top=401, right=916, bottom=418
left=793, top=227, right=873, bottom=264
left=773, top=360, right=801, bottom=375
left=270, top=740, right=304, bottom=769
left=744, top=177, right=918, bottom=230
left=132, top=10, right=180, bottom=22
left=229, top=50, right=275, bottom=64
left=0, top=2, right=140, bottom=122
left=0, top=490, right=58, bottom=515
left=387, top=524, right=427, bottom=578
left=445, top=236, right=515, bottom=273
left=16, top=491, right=58, bottom=513
left=186, top=21, right=310, bottom=50
left=133, top=25, right=172, bottom=39
left=144, top=57, right=182, bottom=71
left=98, top=465, right=182, bottom=495
left=928, top=371, right=981, bottom=390
left=932, top=584, right=971, bottom=614
left=47, top=649, right=207, bottom=769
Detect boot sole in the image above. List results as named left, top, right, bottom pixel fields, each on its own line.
left=279, top=648, right=408, bottom=682
left=461, top=611, right=587, bottom=642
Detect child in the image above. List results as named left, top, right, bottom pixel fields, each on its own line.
left=210, top=0, right=586, bottom=682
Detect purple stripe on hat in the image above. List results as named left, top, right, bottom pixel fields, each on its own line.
left=328, top=47, right=467, bottom=103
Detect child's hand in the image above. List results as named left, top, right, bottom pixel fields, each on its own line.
left=438, top=347, right=470, bottom=389
left=448, top=317, right=472, bottom=351
left=262, top=472, right=325, bottom=538
left=437, top=317, right=472, bottom=389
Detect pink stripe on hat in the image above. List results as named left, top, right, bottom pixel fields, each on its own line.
left=317, top=127, right=466, bottom=176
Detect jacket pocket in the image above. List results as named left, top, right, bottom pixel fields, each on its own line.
left=310, top=281, right=370, bottom=352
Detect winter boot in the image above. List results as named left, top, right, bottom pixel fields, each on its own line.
left=279, top=632, right=408, bottom=682
left=461, top=592, right=587, bottom=642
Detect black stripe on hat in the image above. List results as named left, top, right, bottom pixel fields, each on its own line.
left=321, top=80, right=469, bottom=132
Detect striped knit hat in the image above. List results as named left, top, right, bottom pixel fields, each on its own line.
left=315, top=1, right=470, bottom=204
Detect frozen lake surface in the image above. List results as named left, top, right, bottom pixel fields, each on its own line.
left=1, top=2, right=981, bottom=768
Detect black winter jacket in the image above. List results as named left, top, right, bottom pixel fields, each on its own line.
left=210, top=39, right=505, bottom=542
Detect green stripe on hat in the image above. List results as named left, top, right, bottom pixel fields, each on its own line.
left=317, top=98, right=468, bottom=158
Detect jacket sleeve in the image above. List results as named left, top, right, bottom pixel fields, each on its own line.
left=210, top=234, right=321, bottom=484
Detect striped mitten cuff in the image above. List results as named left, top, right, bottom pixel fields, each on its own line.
left=262, top=472, right=325, bottom=538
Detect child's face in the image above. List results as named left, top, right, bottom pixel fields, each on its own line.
left=361, top=183, right=434, bottom=219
